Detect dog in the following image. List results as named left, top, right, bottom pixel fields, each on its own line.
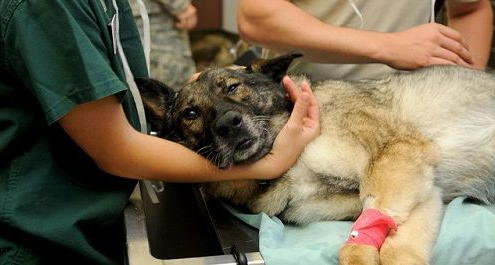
left=136, top=53, right=495, bottom=265
left=189, top=29, right=250, bottom=71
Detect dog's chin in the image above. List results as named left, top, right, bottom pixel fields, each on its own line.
left=216, top=137, right=271, bottom=169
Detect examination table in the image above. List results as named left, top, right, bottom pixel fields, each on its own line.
left=124, top=180, right=495, bottom=265
left=124, top=181, right=264, bottom=265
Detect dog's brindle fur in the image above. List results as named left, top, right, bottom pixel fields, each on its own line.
left=136, top=54, right=495, bottom=265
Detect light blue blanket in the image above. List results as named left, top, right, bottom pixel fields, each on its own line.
left=228, top=197, right=495, bottom=265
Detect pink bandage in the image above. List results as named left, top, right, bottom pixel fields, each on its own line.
left=345, top=208, right=398, bottom=249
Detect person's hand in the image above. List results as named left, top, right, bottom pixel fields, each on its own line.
left=189, top=65, right=245, bottom=83
left=188, top=72, right=201, bottom=82
left=175, top=4, right=197, bottom=30
left=257, top=76, right=320, bottom=179
left=280, top=76, right=320, bottom=152
left=381, top=23, right=473, bottom=70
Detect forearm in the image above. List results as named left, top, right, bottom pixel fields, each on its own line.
left=238, top=0, right=386, bottom=64
left=100, top=129, right=275, bottom=182
left=59, top=95, right=294, bottom=183
left=446, top=0, right=493, bottom=69
left=239, top=0, right=476, bottom=70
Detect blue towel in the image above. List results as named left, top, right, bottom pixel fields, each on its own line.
left=228, top=197, right=495, bottom=265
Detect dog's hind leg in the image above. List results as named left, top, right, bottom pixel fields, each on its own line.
left=339, top=136, right=441, bottom=265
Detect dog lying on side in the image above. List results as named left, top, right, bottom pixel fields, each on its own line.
left=136, top=53, right=495, bottom=265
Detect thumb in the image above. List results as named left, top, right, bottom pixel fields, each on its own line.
left=287, top=92, right=310, bottom=128
left=283, top=75, right=301, bottom=103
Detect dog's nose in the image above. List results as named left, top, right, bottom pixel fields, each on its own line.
left=215, top=110, right=243, bottom=138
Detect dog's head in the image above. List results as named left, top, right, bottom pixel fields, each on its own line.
left=137, top=53, right=303, bottom=169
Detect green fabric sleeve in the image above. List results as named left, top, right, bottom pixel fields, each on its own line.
left=4, top=0, right=128, bottom=124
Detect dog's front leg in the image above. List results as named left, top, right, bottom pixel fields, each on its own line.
left=380, top=188, right=442, bottom=265
left=339, top=136, right=440, bottom=265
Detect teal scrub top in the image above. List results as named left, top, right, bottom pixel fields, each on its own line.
left=0, top=0, right=148, bottom=264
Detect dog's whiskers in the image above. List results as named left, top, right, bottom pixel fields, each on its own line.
left=197, top=144, right=214, bottom=156
left=197, top=144, right=224, bottom=171
left=252, top=115, right=270, bottom=122
left=203, top=150, right=222, bottom=171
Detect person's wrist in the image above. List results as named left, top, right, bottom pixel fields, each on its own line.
left=368, top=32, right=394, bottom=66
left=253, top=152, right=289, bottom=180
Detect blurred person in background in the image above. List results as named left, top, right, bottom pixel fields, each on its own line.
left=132, top=0, right=197, bottom=89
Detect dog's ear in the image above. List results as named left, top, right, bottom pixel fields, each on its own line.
left=135, top=77, right=176, bottom=134
left=246, top=53, right=303, bottom=82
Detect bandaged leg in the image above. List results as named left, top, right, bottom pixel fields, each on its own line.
left=339, top=137, right=439, bottom=265
left=346, top=208, right=398, bottom=249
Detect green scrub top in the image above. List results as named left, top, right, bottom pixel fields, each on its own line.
left=0, top=0, right=148, bottom=264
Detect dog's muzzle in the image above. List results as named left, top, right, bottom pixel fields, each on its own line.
left=214, top=110, right=244, bottom=138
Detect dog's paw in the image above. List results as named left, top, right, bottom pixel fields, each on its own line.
left=338, top=243, right=379, bottom=265
left=380, top=242, right=429, bottom=265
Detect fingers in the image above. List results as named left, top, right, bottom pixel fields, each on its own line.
left=436, top=24, right=470, bottom=50
left=436, top=25, right=473, bottom=65
left=389, top=23, right=475, bottom=70
left=300, top=80, right=319, bottom=123
left=189, top=72, right=201, bottom=82
left=282, top=75, right=319, bottom=128
left=427, top=57, right=457, bottom=67
left=261, top=76, right=320, bottom=179
left=175, top=16, right=195, bottom=30
left=282, top=76, right=320, bottom=139
left=282, top=75, right=300, bottom=103
left=175, top=5, right=197, bottom=30
left=432, top=47, right=471, bottom=67
left=287, top=92, right=310, bottom=129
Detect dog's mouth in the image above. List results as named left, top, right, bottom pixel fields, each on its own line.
left=214, top=133, right=270, bottom=169
left=236, top=138, right=254, bottom=150
left=208, top=113, right=280, bottom=169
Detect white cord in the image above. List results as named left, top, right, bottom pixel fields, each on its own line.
left=347, top=0, right=436, bottom=28
left=135, top=0, right=151, bottom=71
left=110, top=0, right=148, bottom=134
left=430, top=0, right=436, bottom=23
left=110, top=0, right=161, bottom=204
left=347, top=0, right=364, bottom=29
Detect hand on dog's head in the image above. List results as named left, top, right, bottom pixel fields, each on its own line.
left=135, top=53, right=303, bottom=167
left=136, top=52, right=303, bottom=132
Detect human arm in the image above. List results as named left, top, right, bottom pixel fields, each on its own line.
left=155, top=0, right=197, bottom=29
left=445, top=0, right=493, bottom=69
left=58, top=77, right=319, bottom=182
left=174, top=3, right=197, bottom=30
left=238, top=0, right=473, bottom=70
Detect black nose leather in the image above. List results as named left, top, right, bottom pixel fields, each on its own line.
left=215, top=111, right=243, bottom=138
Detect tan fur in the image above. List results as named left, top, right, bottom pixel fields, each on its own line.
left=339, top=244, right=380, bottom=265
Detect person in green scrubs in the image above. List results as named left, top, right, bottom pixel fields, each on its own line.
left=0, top=0, right=320, bottom=264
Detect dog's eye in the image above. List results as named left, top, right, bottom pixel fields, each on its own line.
left=224, top=83, right=240, bottom=94
left=182, top=108, right=199, bottom=120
